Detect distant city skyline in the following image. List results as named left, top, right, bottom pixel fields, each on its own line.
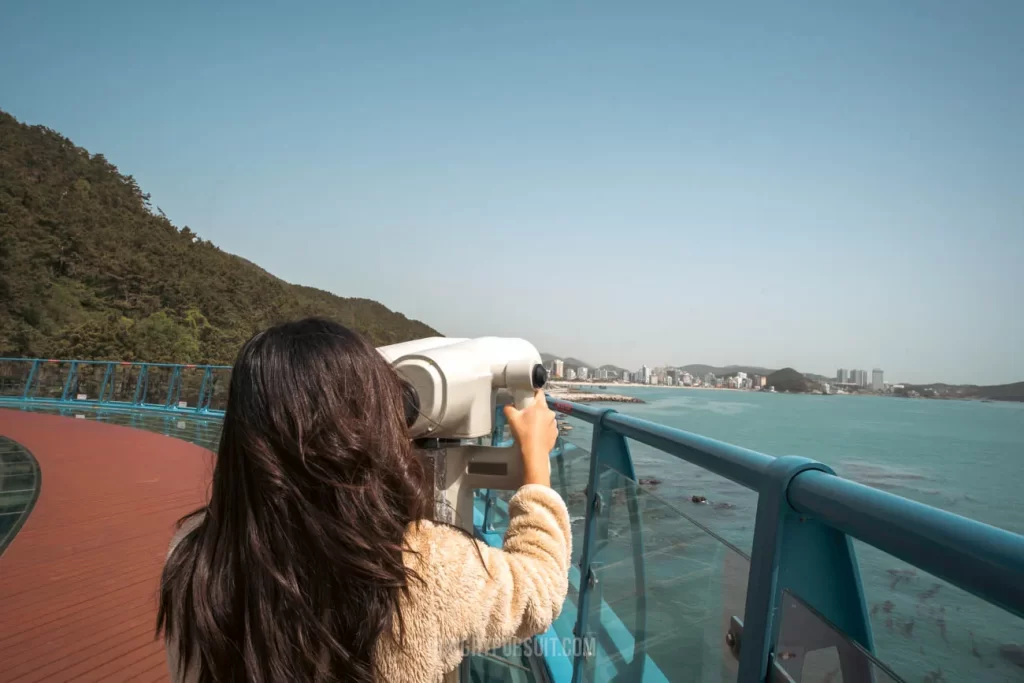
left=1, top=1, right=1021, bottom=385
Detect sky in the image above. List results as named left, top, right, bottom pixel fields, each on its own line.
left=1, top=1, right=1021, bottom=385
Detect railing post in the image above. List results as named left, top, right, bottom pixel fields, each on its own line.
left=60, top=361, right=79, bottom=402
left=481, top=489, right=495, bottom=531
left=22, top=361, right=40, bottom=400
left=481, top=405, right=509, bottom=532
left=165, top=366, right=182, bottom=408
left=571, top=409, right=638, bottom=683
left=737, top=456, right=873, bottom=682
left=98, top=363, right=114, bottom=403
left=133, top=365, right=149, bottom=405
left=196, top=367, right=212, bottom=413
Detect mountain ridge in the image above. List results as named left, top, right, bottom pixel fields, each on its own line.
left=0, top=109, right=439, bottom=363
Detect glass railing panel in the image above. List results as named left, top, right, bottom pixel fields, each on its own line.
left=207, top=368, right=232, bottom=411
left=106, top=363, right=144, bottom=403
left=26, top=360, right=70, bottom=399
left=773, top=590, right=903, bottom=683
left=473, top=413, right=596, bottom=680
left=581, top=465, right=749, bottom=682
left=176, top=366, right=208, bottom=409
left=623, top=433, right=758, bottom=556
left=66, top=361, right=103, bottom=401
left=854, top=541, right=1024, bottom=682
left=482, top=415, right=591, bottom=542
left=464, top=644, right=540, bottom=682
left=0, top=360, right=32, bottom=397
left=140, top=365, right=175, bottom=406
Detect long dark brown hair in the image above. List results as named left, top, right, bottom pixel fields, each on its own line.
left=157, top=318, right=430, bottom=683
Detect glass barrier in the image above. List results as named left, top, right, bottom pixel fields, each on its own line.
left=13, top=404, right=223, bottom=452
left=465, top=644, right=540, bottom=682
left=0, top=435, right=40, bottom=555
left=27, top=360, right=68, bottom=399
left=624, top=436, right=758, bottom=557
left=773, top=590, right=902, bottom=683
left=68, top=362, right=105, bottom=401
left=854, top=541, right=1024, bottom=683
left=207, top=368, right=232, bottom=411
left=580, top=465, right=750, bottom=683
left=0, top=360, right=32, bottom=397
left=469, top=414, right=598, bottom=683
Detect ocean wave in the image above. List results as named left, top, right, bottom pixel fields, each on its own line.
left=837, top=459, right=946, bottom=496
left=838, top=459, right=933, bottom=482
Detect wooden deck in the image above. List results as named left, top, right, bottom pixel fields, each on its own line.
left=0, top=409, right=212, bottom=683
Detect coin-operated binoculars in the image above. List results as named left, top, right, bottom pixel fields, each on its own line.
left=378, top=337, right=548, bottom=530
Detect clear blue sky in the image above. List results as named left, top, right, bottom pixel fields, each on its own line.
left=2, top=1, right=1021, bottom=384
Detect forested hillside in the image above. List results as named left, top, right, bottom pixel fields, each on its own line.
left=0, top=110, right=438, bottom=364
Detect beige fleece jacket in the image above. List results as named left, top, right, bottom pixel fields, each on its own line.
left=164, top=484, right=572, bottom=683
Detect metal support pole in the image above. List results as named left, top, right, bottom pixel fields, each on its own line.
left=60, top=361, right=78, bottom=402
left=196, top=367, right=211, bottom=413
left=165, top=366, right=182, bottom=408
left=22, top=361, right=39, bottom=399
left=737, top=456, right=873, bottom=681
left=134, top=365, right=149, bottom=405
left=98, top=363, right=114, bottom=403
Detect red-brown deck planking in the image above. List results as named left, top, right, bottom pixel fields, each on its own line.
left=0, top=409, right=213, bottom=683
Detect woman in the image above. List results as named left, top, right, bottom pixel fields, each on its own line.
left=157, top=318, right=571, bottom=683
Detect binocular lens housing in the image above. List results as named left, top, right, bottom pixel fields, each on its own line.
left=401, top=381, right=420, bottom=429
left=380, top=337, right=546, bottom=440
left=399, top=361, right=545, bottom=430
left=531, top=363, right=548, bottom=389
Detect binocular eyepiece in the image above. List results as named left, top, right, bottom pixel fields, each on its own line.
left=378, top=337, right=548, bottom=440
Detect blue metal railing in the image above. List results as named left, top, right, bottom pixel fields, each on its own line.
left=0, top=357, right=231, bottom=415
left=2, top=358, right=1022, bottom=682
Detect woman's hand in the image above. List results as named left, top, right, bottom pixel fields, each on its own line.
left=503, top=389, right=558, bottom=487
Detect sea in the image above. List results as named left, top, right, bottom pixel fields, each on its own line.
left=552, top=387, right=1024, bottom=682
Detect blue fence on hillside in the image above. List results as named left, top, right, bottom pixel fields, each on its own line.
left=2, top=358, right=1022, bottom=683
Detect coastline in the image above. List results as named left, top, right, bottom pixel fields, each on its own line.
left=550, top=381, right=735, bottom=392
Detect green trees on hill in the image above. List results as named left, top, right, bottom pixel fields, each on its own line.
left=0, top=110, right=439, bottom=364
left=765, top=367, right=816, bottom=393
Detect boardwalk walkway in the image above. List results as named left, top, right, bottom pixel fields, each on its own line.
left=0, top=409, right=211, bottom=683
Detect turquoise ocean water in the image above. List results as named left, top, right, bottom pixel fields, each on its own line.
left=555, top=387, right=1024, bottom=682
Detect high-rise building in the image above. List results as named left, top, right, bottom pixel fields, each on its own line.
left=577, top=367, right=589, bottom=380
left=553, top=359, right=564, bottom=378
left=837, top=368, right=847, bottom=383
left=640, top=365, right=652, bottom=384
left=858, top=369, right=869, bottom=386
left=872, top=369, right=884, bottom=391
left=566, top=368, right=576, bottom=380
left=621, top=370, right=631, bottom=382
